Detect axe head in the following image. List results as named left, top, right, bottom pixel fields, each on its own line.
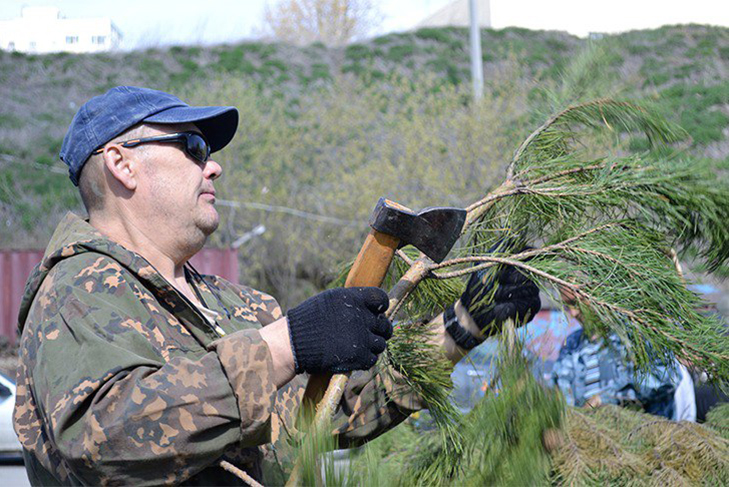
left=369, top=198, right=466, bottom=263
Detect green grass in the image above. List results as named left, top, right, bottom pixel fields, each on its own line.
left=0, top=113, right=22, bottom=129
left=656, top=82, right=729, bottom=144
left=415, top=27, right=453, bottom=44
left=309, top=63, right=331, bottom=80
left=345, top=43, right=372, bottom=62
left=262, top=59, right=289, bottom=74
left=386, top=44, right=418, bottom=62
left=216, top=48, right=256, bottom=75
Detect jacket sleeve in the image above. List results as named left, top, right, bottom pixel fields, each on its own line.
left=219, top=280, right=425, bottom=447
left=230, top=282, right=284, bottom=326
left=27, top=289, right=277, bottom=486
left=268, top=360, right=424, bottom=450
left=331, top=361, right=425, bottom=448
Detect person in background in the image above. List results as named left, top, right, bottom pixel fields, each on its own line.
left=552, top=287, right=696, bottom=421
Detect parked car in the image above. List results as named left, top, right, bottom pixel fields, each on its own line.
left=0, top=372, right=22, bottom=461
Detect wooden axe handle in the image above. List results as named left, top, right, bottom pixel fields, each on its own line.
left=301, top=229, right=400, bottom=406
left=287, top=229, right=399, bottom=487
left=345, top=229, right=401, bottom=287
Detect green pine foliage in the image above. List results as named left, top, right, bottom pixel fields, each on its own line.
left=406, top=339, right=562, bottom=486
left=343, top=339, right=563, bottom=486
left=297, top=97, right=729, bottom=485
left=458, top=99, right=729, bottom=379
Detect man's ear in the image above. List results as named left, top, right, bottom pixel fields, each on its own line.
left=101, top=145, right=137, bottom=191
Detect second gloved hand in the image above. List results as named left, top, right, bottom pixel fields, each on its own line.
left=462, top=263, right=541, bottom=334
left=287, top=287, right=393, bottom=374
left=444, top=250, right=541, bottom=350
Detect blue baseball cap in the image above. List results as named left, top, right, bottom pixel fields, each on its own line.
left=60, top=86, right=239, bottom=186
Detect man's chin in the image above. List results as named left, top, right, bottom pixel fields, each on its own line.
left=200, top=218, right=219, bottom=236
left=197, top=208, right=220, bottom=236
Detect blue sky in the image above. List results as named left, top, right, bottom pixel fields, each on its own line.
left=1, top=0, right=727, bottom=49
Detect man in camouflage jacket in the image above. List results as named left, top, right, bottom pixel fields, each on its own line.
left=14, top=86, right=540, bottom=485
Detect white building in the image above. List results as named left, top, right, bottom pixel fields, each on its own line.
left=0, top=6, right=122, bottom=54
left=416, top=0, right=491, bottom=29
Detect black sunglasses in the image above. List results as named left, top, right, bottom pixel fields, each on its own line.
left=92, top=131, right=211, bottom=163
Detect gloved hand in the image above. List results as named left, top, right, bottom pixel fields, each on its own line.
left=444, top=248, right=541, bottom=350
left=287, top=287, right=393, bottom=374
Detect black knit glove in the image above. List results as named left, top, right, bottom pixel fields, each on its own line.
left=445, top=247, right=541, bottom=350
left=287, top=287, right=393, bottom=374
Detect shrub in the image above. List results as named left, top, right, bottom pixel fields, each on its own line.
left=345, top=44, right=372, bottom=61
left=545, top=38, right=569, bottom=52
left=217, top=48, right=256, bottom=75
left=263, top=59, right=288, bottom=72
left=426, top=57, right=461, bottom=85
left=181, top=72, right=527, bottom=304
left=415, top=28, right=453, bottom=44
left=657, top=82, right=729, bottom=144
left=341, top=63, right=367, bottom=76
left=0, top=114, right=22, bottom=129
left=138, top=57, right=168, bottom=81
left=386, top=44, right=417, bottom=62
left=310, top=63, right=331, bottom=81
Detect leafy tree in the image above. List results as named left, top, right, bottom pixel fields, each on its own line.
left=260, top=0, right=382, bottom=46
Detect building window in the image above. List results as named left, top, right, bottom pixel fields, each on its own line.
left=8, top=42, right=15, bottom=50
left=66, top=36, right=79, bottom=44
left=92, top=36, right=106, bottom=45
left=29, top=41, right=37, bottom=50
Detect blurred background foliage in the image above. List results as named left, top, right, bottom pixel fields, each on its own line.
left=1, top=24, right=728, bottom=308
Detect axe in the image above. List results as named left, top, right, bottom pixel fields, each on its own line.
left=287, top=197, right=465, bottom=485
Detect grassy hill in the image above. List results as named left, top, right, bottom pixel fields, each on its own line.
left=1, top=24, right=728, bottom=304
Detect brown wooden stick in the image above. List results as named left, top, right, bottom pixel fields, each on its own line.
left=300, top=229, right=400, bottom=410
left=669, top=248, right=686, bottom=283
left=220, top=460, right=264, bottom=487
left=288, top=229, right=401, bottom=486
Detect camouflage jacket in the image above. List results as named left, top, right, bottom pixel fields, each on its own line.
left=14, top=213, right=421, bottom=486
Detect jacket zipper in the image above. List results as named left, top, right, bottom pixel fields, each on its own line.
left=174, top=287, right=224, bottom=339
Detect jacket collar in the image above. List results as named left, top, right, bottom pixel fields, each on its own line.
left=19, top=213, right=226, bottom=342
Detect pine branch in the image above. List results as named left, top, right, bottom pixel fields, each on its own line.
left=508, top=99, right=687, bottom=178
left=315, top=97, right=727, bottom=486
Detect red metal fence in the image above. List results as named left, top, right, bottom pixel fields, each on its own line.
left=0, top=248, right=239, bottom=343
left=0, top=250, right=45, bottom=344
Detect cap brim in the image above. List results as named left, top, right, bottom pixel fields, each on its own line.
left=144, top=105, right=239, bottom=153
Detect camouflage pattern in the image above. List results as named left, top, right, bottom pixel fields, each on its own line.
left=14, top=213, right=422, bottom=486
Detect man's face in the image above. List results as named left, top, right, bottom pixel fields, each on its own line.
left=134, top=123, right=222, bottom=245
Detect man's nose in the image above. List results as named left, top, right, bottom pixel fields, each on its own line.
left=204, top=158, right=223, bottom=180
